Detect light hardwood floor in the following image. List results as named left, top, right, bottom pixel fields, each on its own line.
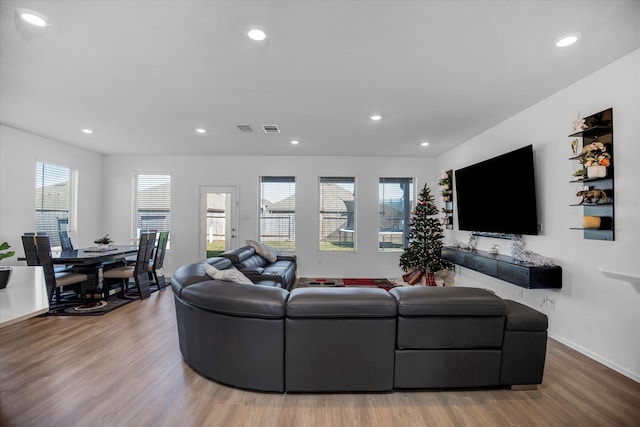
left=1, top=288, right=639, bottom=427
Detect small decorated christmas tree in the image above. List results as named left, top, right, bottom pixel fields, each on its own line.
left=399, top=183, right=451, bottom=285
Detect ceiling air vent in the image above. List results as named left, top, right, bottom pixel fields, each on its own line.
left=261, top=124, right=281, bottom=134
left=236, top=125, right=254, bottom=133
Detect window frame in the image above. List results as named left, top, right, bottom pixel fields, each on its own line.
left=131, top=173, right=172, bottom=246
left=35, top=161, right=77, bottom=247
left=378, top=177, right=414, bottom=252
left=318, top=176, right=356, bottom=252
left=258, top=176, right=297, bottom=251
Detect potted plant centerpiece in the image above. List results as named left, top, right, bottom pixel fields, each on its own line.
left=94, top=234, right=114, bottom=250
left=0, top=241, right=16, bottom=289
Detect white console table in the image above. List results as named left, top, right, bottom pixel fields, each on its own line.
left=0, top=266, right=49, bottom=329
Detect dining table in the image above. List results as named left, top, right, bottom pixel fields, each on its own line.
left=52, top=245, right=138, bottom=300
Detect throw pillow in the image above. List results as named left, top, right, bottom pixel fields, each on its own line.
left=203, top=263, right=219, bottom=279
left=246, top=239, right=278, bottom=263
left=213, top=269, right=253, bottom=285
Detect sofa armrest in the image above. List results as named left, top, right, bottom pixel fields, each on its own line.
left=240, top=267, right=265, bottom=275
left=277, top=254, right=297, bottom=262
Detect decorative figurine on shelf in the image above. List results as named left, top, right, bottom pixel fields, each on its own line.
left=576, top=189, right=608, bottom=205
left=571, top=138, right=579, bottom=155
left=572, top=114, right=588, bottom=132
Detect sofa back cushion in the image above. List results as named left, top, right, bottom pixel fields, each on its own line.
left=220, top=246, right=255, bottom=264
left=237, top=254, right=268, bottom=270
left=181, top=280, right=289, bottom=319
left=246, top=240, right=278, bottom=263
left=287, top=288, right=397, bottom=318
left=205, top=256, right=233, bottom=270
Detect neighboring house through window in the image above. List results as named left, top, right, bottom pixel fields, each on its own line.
left=379, top=177, right=413, bottom=251
left=259, top=176, right=296, bottom=250
left=319, top=177, right=355, bottom=252
left=132, top=174, right=171, bottom=246
left=35, top=162, right=77, bottom=247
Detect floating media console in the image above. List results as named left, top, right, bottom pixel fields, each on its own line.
left=442, top=247, right=562, bottom=289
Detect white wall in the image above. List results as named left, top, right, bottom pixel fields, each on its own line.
left=437, top=49, right=640, bottom=381
left=0, top=125, right=104, bottom=262
left=101, top=155, right=438, bottom=278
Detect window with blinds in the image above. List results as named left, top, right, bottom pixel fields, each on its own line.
left=319, top=177, right=355, bottom=252
left=379, top=177, right=413, bottom=251
left=35, top=162, right=76, bottom=247
left=259, top=176, right=296, bottom=250
left=132, top=174, right=171, bottom=245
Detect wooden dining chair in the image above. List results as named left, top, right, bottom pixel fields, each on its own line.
left=103, top=231, right=156, bottom=300
left=148, top=231, right=169, bottom=290
left=21, top=234, right=88, bottom=304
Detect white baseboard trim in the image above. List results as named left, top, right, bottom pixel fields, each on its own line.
left=549, top=332, right=640, bottom=383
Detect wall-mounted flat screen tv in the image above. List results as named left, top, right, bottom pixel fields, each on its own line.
left=455, top=144, right=539, bottom=235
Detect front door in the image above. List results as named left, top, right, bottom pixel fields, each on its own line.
left=200, top=186, right=238, bottom=259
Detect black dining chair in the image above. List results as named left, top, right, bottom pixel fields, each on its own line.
left=21, top=234, right=88, bottom=304
left=59, top=230, right=73, bottom=251
left=148, top=231, right=169, bottom=290
left=103, top=231, right=156, bottom=300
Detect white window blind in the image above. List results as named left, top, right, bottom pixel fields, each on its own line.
left=132, top=174, right=171, bottom=244
left=319, top=177, right=355, bottom=252
left=35, top=162, right=76, bottom=247
left=379, top=177, right=413, bottom=251
left=259, top=176, right=296, bottom=250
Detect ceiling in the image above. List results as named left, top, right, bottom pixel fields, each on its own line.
left=1, top=1, right=639, bottom=157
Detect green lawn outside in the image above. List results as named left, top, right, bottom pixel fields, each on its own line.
left=207, top=239, right=355, bottom=255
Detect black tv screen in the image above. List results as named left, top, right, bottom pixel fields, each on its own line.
left=455, top=145, right=539, bottom=235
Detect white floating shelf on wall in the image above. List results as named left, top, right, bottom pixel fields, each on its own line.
left=599, top=266, right=640, bottom=286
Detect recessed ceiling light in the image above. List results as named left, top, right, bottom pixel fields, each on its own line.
left=555, top=34, right=578, bottom=47
left=290, top=140, right=300, bottom=145
left=369, top=114, right=382, bottom=121
left=195, top=128, right=207, bottom=134
left=247, top=28, right=267, bottom=41
left=81, top=129, right=93, bottom=134
left=16, top=8, right=50, bottom=27
left=421, top=142, right=430, bottom=147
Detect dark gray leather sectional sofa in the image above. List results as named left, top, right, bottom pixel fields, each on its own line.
left=171, top=257, right=548, bottom=393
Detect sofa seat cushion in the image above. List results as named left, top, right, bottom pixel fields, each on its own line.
left=287, top=288, right=397, bottom=318
left=262, top=261, right=293, bottom=276
left=504, top=300, right=548, bottom=331
left=181, top=280, right=288, bottom=319
left=390, top=286, right=506, bottom=316
left=252, top=279, right=283, bottom=288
